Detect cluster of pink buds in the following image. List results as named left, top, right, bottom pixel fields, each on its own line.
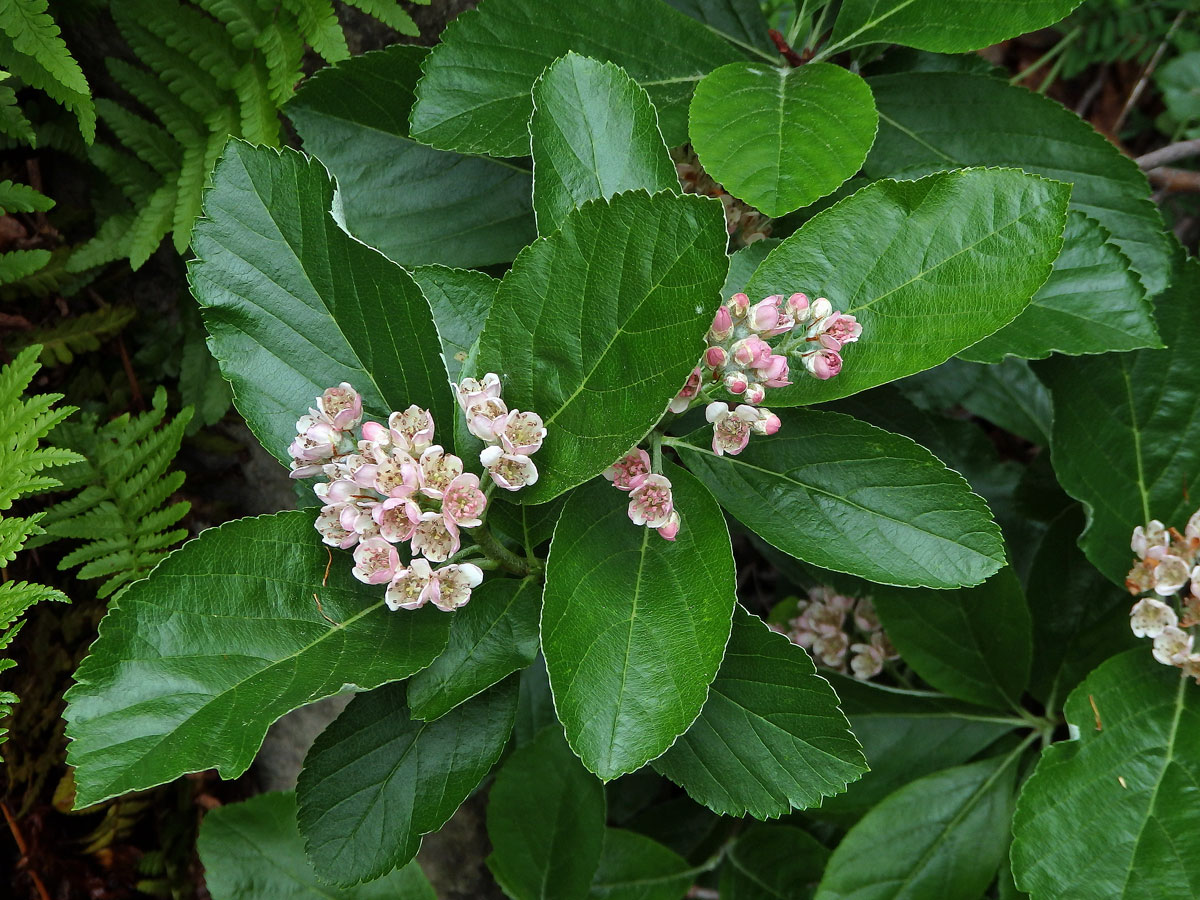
left=603, top=448, right=680, bottom=541
left=773, top=589, right=898, bottom=680
left=457, top=373, right=546, bottom=492
left=1126, top=513, right=1200, bottom=681
left=672, top=145, right=772, bottom=248
left=288, top=384, right=493, bottom=613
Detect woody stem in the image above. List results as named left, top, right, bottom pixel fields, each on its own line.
left=471, top=523, right=535, bottom=577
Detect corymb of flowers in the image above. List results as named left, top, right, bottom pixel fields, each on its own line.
left=605, top=289, right=861, bottom=543
left=1127, top=512, right=1200, bottom=680
left=286, top=374, right=544, bottom=613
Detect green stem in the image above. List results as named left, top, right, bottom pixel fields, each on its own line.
left=471, top=524, right=536, bottom=577
left=650, top=430, right=664, bottom=474
left=1009, top=26, right=1081, bottom=85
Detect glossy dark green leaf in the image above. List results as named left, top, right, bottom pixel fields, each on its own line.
left=409, top=0, right=745, bottom=157
left=590, top=828, right=694, bottom=900
left=410, top=265, right=498, bottom=386
left=720, top=825, right=830, bottom=900
left=663, top=0, right=773, bottom=53
left=64, top=511, right=449, bottom=808
left=689, top=62, right=878, bottom=217
left=1012, top=651, right=1200, bottom=899
left=530, top=53, right=679, bottom=235
left=932, top=358, right=1052, bottom=446
left=287, top=45, right=535, bottom=268
left=672, top=408, right=1006, bottom=589
left=514, top=654, right=556, bottom=746
left=654, top=606, right=866, bottom=818
left=961, top=211, right=1160, bottom=362
left=815, top=751, right=1023, bottom=900
left=827, top=0, right=1082, bottom=54
left=543, top=464, right=735, bottom=780
left=407, top=577, right=541, bottom=721
left=744, top=169, right=1070, bottom=405
left=872, top=567, right=1031, bottom=710
left=188, top=142, right=452, bottom=465
left=1036, top=257, right=1200, bottom=584
left=817, top=676, right=1019, bottom=821
left=199, top=792, right=435, bottom=900
left=475, top=190, right=728, bottom=503
left=296, top=679, right=517, bottom=885
left=865, top=72, right=1170, bottom=296
left=487, top=724, right=607, bottom=900
left=489, top=494, right=566, bottom=555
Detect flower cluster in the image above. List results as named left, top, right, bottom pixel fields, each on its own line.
left=773, top=589, right=898, bottom=680
left=672, top=145, right=771, bottom=248
left=287, top=378, right=543, bottom=614
left=1126, top=513, right=1200, bottom=681
left=604, top=449, right=680, bottom=541
left=456, top=373, right=546, bottom=492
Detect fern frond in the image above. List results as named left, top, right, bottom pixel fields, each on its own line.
left=12, top=306, right=136, bottom=365
left=65, top=212, right=134, bottom=273
left=0, top=246, right=99, bottom=299
left=118, top=0, right=240, bottom=91
left=0, top=0, right=94, bottom=141
left=0, top=75, right=36, bottom=145
left=277, top=0, right=348, bottom=64
left=96, top=98, right=182, bottom=176
left=345, top=0, right=423, bottom=37
left=86, top=143, right=158, bottom=206
left=40, top=387, right=192, bottom=598
left=110, top=11, right=225, bottom=118
left=195, top=0, right=271, bottom=50
left=253, top=19, right=305, bottom=105
left=126, top=181, right=177, bottom=270
left=230, top=60, right=278, bottom=145
left=106, top=58, right=202, bottom=144
left=0, top=178, right=52, bottom=214
left=0, top=248, right=50, bottom=285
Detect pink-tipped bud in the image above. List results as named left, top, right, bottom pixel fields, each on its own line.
left=760, top=354, right=790, bottom=387
left=728, top=292, right=750, bottom=319
left=753, top=410, right=781, bottom=436
left=786, top=293, right=809, bottom=318
left=361, top=420, right=389, bottom=444
left=804, top=348, right=842, bottom=380
left=710, top=306, right=733, bottom=340
left=731, top=338, right=756, bottom=367
left=705, top=345, right=728, bottom=369
left=657, top=510, right=681, bottom=542
left=724, top=372, right=748, bottom=394
left=810, top=297, right=833, bottom=322
left=750, top=297, right=781, bottom=333
left=743, top=383, right=766, bottom=405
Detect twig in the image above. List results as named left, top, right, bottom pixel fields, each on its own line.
left=1137, top=139, right=1200, bottom=170
left=768, top=28, right=805, bottom=66
left=1075, top=63, right=1109, bottom=118
left=1114, top=10, right=1187, bottom=134
left=686, top=889, right=720, bottom=900
left=2, top=802, right=52, bottom=900
left=1146, top=166, right=1200, bottom=193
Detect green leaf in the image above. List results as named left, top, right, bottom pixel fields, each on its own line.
left=543, top=464, right=735, bottom=780
left=720, top=824, right=830, bottom=900
left=654, top=606, right=865, bottom=818
left=63, top=511, right=450, bottom=808
left=407, top=576, right=541, bottom=721
left=1035, top=256, right=1200, bottom=584
left=487, top=724, right=607, bottom=900
left=663, top=0, right=773, bottom=53
left=490, top=493, right=567, bottom=555
left=872, top=567, right=1031, bottom=710
left=188, top=141, right=452, bottom=466
left=960, top=211, right=1160, bottom=362
left=865, top=72, right=1171, bottom=296
left=817, top=676, right=1019, bottom=821
left=297, top=678, right=517, bottom=886
left=198, top=792, right=435, bottom=900
left=815, top=751, right=1023, bottom=900
left=590, top=828, right=695, bottom=900
left=672, top=408, right=1006, bottom=589
left=286, top=45, right=536, bottom=269
left=530, top=53, right=679, bottom=236
left=689, top=62, right=878, bottom=218
left=409, top=0, right=745, bottom=157
left=409, top=265, right=498, bottom=386
left=827, top=0, right=1082, bottom=54
left=475, top=189, right=728, bottom=503
left=1025, top=506, right=1138, bottom=707
left=913, top=358, right=1052, bottom=447
left=0, top=178, right=53, bottom=214
left=743, top=169, right=1070, bottom=405
left=1012, top=651, right=1200, bottom=899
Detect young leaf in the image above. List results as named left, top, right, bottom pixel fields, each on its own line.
left=487, top=724, right=607, bottom=900
left=409, top=265, right=499, bottom=385
left=296, top=679, right=518, bottom=886
left=407, top=576, right=541, bottom=722
left=671, top=409, right=1006, bottom=589
left=720, top=824, right=830, bottom=900
left=590, top=828, right=695, bottom=900
left=826, top=0, right=1082, bottom=54
left=815, top=751, right=1024, bottom=900
left=530, top=53, right=679, bottom=235
left=817, top=676, right=1019, bottom=821
left=286, top=45, right=536, bottom=268
left=198, top=792, right=435, bottom=900
left=654, top=606, right=866, bottom=818
left=64, top=511, right=450, bottom=808
left=872, top=567, right=1032, bottom=710
left=689, top=62, right=878, bottom=218
left=1012, top=651, right=1200, bottom=899
left=865, top=72, right=1171, bottom=296
left=743, top=169, right=1071, bottom=405
left=189, top=141, right=452, bottom=465
left=960, top=211, right=1160, bottom=362
left=543, top=464, right=736, bottom=780
left=1035, top=257, right=1200, bottom=584
left=409, top=0, right=745, bottom=157
left=475, top=190, right=728, bottom=503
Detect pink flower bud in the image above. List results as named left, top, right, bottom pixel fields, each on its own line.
left=361, top=420, right=389, bottom=445
left=760, top=354, right=790, bottom=388
left=750, top=297, right=781, bottom=333
left=669, top=368, right=703, bottom=414
left=705, top=346, right=728, bottom=369
left=723, top=372, right=748, bottom=394
left=803, top=348, right=842, bottom=380
left=810, top=297, right=833, bottom=321
left=353, top=537, right=400, bottom=585
left=604, top=448, right=652, bottom=491
left=752, top=410, right=781, bottom=436
left=728, top=293, right=750, bottom=319
left=710, top=306, right=734, bottom=341
left=743, top=383, right=766, bottom=405
left=656, top=510, right=681, bottom=542
left=786, top=293, right=809, bottom=318
left=628, top=474, right=674, bottom=528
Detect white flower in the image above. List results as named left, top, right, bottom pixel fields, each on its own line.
left=1153, top=625, right=1194, bottom=666
left=1132, top=520, right=1169, bottom=560
left=1130, top=597, right=1178, bottom=638
left=1154, top=555, right=1191, bottom=596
